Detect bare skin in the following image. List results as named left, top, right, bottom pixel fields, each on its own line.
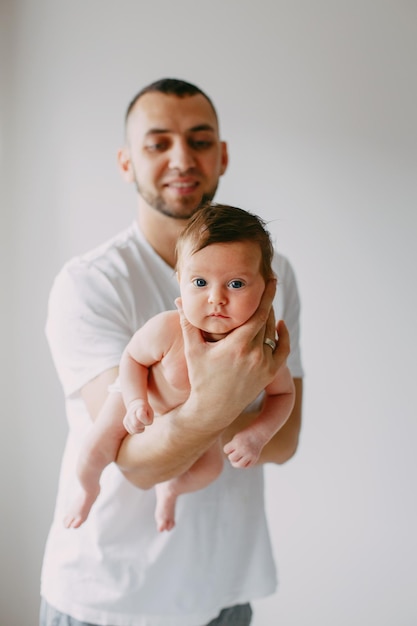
left=64, top=285, right=295, bottom=531
left=154, top=440, right=224, bottom=532
left=76, top=281, right=299, bottom=491
left=117, top=290, right=294, bottom=488
left=120, top=240, right=295, bottom=530
left=66, top=92, right=303, bottom=526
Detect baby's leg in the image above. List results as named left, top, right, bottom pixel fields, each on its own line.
left=63, top=450, right=103, bottom=529
left=155, top=439, right=224, bottom=532
left=64, top=408, right=127, bottom=529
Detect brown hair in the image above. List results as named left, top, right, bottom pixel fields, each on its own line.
left=176, top=203, right=274, bottom=281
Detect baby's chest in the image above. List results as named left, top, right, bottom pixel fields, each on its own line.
left=159, top=348, right=190, bottom=391
left=148, top=339, right=190, bottom=410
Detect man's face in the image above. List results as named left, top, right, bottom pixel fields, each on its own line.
left=122, top=93, right=228, bottom=219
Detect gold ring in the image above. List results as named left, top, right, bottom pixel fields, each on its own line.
left=264, top=338, right=276, bottom=351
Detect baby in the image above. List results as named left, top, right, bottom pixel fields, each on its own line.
left=64, top=203, right=295, bottom=531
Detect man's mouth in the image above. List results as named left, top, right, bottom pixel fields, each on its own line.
left=165, top=180, right=199, bottom=193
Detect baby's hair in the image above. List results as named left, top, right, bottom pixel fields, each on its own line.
left=176, top=203, right=274, bottom=281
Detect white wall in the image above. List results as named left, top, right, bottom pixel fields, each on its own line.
left=3, top=1, right=416, bottom=624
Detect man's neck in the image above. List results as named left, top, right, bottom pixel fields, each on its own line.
left=136, top=205, right=186, bottom=268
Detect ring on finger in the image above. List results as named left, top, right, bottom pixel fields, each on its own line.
left=264, top=337, right=276, bottom=351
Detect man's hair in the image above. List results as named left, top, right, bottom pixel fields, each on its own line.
left=176, top=203, right=274, bottom=282
left=125, top=77, right=218, bottom=124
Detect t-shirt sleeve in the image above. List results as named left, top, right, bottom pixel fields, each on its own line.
left=273, top=254, right=304, bottom=379
left=45, top=259, right=134, bottom=397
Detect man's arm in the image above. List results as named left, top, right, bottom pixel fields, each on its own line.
left=117, top=280, right=291, bottom=488
left=81, top=280, right=291, bottom=489
left=81, top=372, right=301, bottom=489
left=81, top=366, right=120, bottom=421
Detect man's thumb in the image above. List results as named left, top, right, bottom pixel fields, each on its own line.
left=175, top=297, right=201, bottom=346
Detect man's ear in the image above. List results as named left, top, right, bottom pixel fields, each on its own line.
left=117, top=146, right=134, bottom=182
left=220, top=141, right=229, bottom=176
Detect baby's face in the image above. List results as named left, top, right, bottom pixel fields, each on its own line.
left=178, top=240, right=266, bottom=341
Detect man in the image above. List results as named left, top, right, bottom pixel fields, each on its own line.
left=40, top=78, right=304, bottom=626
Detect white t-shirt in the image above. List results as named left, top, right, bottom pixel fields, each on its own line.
left=41, top=221, right=304, bottom=626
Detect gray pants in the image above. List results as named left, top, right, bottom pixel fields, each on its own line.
left=39, top=598, right=252, bottom=626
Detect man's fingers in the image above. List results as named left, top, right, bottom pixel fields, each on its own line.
left=230, top=278, right=277, bottom=344
left=273, top=320, right=290, bottom=363
left=257, top=278, right=277, bottom=325
left=175, top=297, right=203, bottom=352
left=264, top=306, right=277, bottom=345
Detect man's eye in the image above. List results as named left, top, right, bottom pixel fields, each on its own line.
left=189, top=140, right=212, bottom=150
left=229, top=280, right=244, bottom=289
left=193, top=278, right=207, bottom=287
left=145, top=141, right=168, bottom=152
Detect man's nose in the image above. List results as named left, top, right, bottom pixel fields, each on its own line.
left=168, top=139, right=196, bottom=172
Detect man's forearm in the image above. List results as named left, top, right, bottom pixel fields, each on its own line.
left=120, top=378, right=301, bottom=489
left=258, top=377, right=302, bottom=464
left=117, top=395, right=230, bottom=489
left=80, top=373, right=222, bottom=489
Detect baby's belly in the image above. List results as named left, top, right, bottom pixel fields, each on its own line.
left=147, top=364, right=190, bottom=415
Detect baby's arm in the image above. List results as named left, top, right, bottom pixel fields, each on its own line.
left=119, top=312, right=177, bottom=434
left=223, top=363, right=295, bottom=468
left=119, top=341, right=154, bottom=434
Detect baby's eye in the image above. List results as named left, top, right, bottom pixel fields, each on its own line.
left=229, top=280, right=245, bottom=289
left=193, top=278, right=207, bottom=287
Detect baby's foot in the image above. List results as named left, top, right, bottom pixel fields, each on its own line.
left=154, top=483, right=178, bottom=532
left=63, top=486, right=100, bottom=529
left=223, top=431, right=265, bottom=468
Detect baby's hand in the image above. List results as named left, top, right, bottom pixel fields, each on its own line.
left=123, top=399, right=154, bottom=434
left=223, top=431, right=264, bottom=468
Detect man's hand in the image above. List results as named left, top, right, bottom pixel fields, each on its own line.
left=176, top=278, right=290, bottom=433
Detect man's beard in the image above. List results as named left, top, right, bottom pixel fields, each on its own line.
left=134, top=179, right=218, bottom=220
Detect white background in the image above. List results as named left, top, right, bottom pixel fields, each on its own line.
left=2, top=1, right=416, bottom=625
